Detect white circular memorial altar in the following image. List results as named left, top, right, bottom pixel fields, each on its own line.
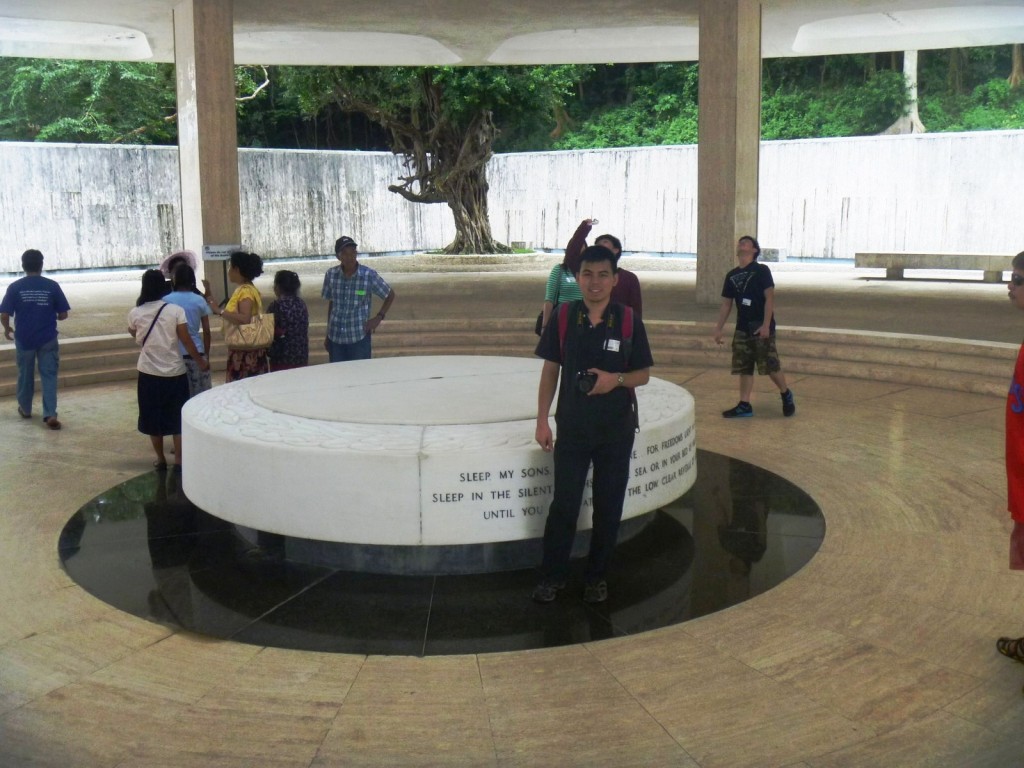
left=182, top=356, right=696, bottom=570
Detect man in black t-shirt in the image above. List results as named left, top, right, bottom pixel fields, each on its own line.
left=532, top=245, right=654, bottom=604
left=712, top=235, right=795, bottom=419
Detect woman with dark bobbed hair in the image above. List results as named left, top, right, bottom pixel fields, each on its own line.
left=267, top=269, right=309, bottom=372
left=127, top=269, right=209, bottom=469
left=209, top=251, right=269, bottom=381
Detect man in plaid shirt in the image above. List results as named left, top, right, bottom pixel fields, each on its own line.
left=321, top=236, right=396, bottom=362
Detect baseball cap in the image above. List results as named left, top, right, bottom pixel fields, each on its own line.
left=335, top=236, right=358, bottom=251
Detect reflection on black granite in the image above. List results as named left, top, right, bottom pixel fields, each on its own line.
left=58, top=450, right=824, bottom=656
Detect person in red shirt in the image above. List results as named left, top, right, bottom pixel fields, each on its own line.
left=997, top=250, right=1024, bottom=670
left=563, top=219, right=643, bottom=316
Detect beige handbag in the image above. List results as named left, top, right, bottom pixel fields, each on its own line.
left=223, top=312, right=274, bottom=350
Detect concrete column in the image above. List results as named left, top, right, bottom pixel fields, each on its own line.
left=696, top=0, right=762, bottom=305
left=173, top=0, right=240, bottom=304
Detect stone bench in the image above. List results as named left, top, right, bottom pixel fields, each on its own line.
left=854, top=252, right=1009, bottom=282
left=182, top=356, right=696, bottom=574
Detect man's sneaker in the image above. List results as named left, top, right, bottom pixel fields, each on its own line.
left=583, top=580, right=608, bottom=604
left=531, top=581, right=565, bottom=603
left=781, top=390, right=796, bottom=417
left=722, top=402, right=753, bottom=419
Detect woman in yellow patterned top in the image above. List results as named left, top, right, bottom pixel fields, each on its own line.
left=209, top=251, right=269, bottom=381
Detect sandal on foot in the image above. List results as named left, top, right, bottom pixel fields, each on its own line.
left=996, top=636, right=1024, bottom=663
left=583, top=580, right=608, bottom=604
left=531, top=581, right=565, bottom=603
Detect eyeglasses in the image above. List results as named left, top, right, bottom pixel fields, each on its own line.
left=1011, top=275, right=1024, bottom=287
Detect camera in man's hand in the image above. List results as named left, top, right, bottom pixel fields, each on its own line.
left=576, top=370, right=598, bottom=394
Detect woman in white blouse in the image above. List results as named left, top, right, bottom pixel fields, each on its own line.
left=127, top=270, right=209, bottom=470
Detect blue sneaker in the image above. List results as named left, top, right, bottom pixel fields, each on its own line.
left=781, top=389, right=796, bottom=417
left=722, top=402, right=753, bottom=418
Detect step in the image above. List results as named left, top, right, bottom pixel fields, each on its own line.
left=0, top=321, right=1015, bottom=399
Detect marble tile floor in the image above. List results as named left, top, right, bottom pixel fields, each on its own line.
left=2, top=362, right=1023, bottom=766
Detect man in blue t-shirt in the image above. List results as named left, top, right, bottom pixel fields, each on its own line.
left=1, top=249, right=71, bottom=429
left=712, top=235, right=795, bottom=419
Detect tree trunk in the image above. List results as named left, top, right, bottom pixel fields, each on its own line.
left=1010, top=43, right=1023, bottom=90
left=550, top=103, right=573, bottom=139
left=443, top=163, right=511, bottom=254
left=947, top=48, right=964, bottom=94
left=882, top=50, right=926, bottom=134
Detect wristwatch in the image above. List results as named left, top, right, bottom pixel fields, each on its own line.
left=616, top=373, right=625, bottom=387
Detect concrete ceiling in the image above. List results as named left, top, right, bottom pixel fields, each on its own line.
left=0, top=1, right=1022, bottom=65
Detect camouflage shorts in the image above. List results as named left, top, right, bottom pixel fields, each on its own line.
left=183, top=355, right=213, bottom=398
left=731, top=330, right=781, bottom=376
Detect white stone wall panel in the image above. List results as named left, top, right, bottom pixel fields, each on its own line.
left=2, top=130, right=1021, bottom=272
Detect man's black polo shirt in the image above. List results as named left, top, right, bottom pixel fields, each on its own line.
left=535, top=301, right=654, bottom=441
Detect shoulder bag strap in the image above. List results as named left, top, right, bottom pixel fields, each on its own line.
left=141, top=303, right=169, bottom=347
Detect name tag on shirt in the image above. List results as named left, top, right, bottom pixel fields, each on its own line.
left=741, top=298, right=752, bottom=306
left=356, top=289, right=367, bottom=296
left=605, top=339, right=621, bottom=352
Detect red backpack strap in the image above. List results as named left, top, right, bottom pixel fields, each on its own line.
left=618, top=304, right=639, bottom=432
left=557, top=301, right=572, bottom=360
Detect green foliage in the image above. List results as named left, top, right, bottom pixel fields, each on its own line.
left=554, top=102, right=698, bottom=148
left=558, top=55, right=908, bottom=146
left=277, top=64, right=590, bottom=150
left=555, top=63, right=698, bottom=149
left=912, top=47, right=1024, bottom=131
left=0, top=59, right=177, bottom=143
left=763, top=53, right=888, bottom=92
left=486, top=65, right=594, bottom=150
left=0, top=59, right=288, bottom=146
left=918, top=46, right=1008, bottom=95
left=234, top=65, right=312, bottom=148
left=2, top=45, right=1022, bottom=150
left=762, top=69, right=907, bottom=139
left=920, top=77, right=1024, bottom=131
left=561, top=48, right=1023, bottom=147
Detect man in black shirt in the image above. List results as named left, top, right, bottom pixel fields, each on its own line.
left=712, top=235, right=795, bottom=418
left=533, top=245, right=654, bottom=604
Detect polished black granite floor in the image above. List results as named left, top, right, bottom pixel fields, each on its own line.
left=58, top=449, right=824, bottom=656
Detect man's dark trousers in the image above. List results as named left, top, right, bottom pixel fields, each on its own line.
left=539, top=430, right=635, bottom=585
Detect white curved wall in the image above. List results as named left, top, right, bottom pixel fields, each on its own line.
left=2, top=130, right=1021, bottom=272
